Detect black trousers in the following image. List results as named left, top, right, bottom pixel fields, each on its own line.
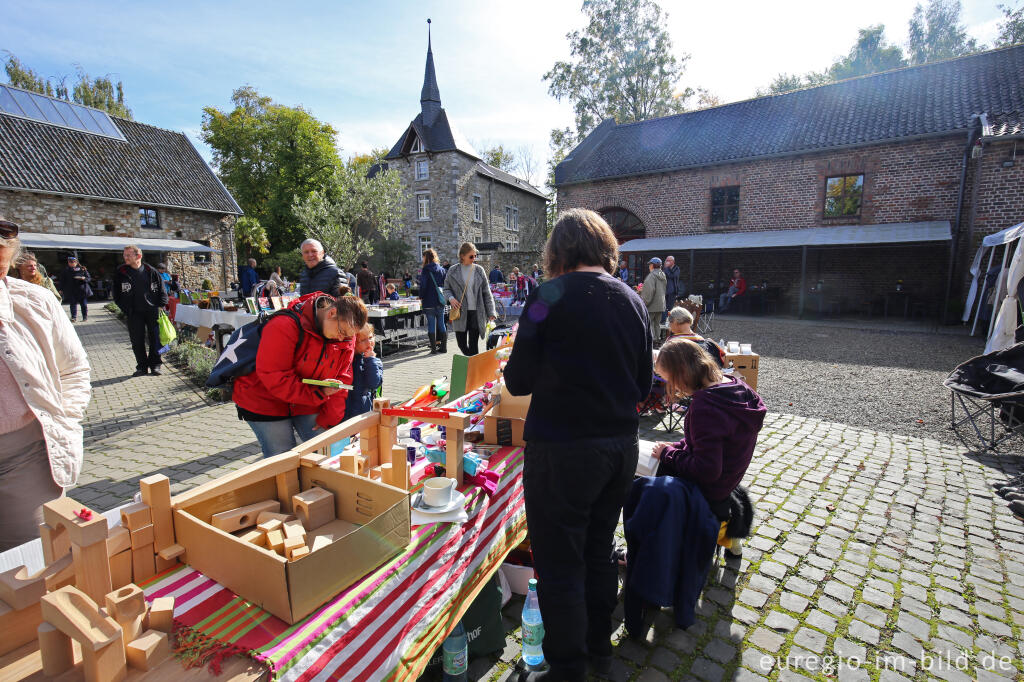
left=522, top=434, right=638, bottom=679
left=126, top=309, right=162, bottom=371
left=455, top=313, right=480, bottom=355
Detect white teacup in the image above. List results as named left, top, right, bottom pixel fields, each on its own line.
left=422, top=477, right=456, bottom=507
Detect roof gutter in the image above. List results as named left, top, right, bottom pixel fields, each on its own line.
left=0, top=185, right=242, bottom=217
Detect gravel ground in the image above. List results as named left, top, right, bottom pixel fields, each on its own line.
left=699, top=316, right=988, bottom=444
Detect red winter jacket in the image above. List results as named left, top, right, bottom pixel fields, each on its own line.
left=232, top=293, right=355, bottom=429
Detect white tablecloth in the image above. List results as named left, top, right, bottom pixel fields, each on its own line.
left=173, top=304, right=257, bottom=329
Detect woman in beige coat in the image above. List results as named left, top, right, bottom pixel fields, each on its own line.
left=443, top=242, right=496, bottom=356
left=0, top=217, right=91, bottom=550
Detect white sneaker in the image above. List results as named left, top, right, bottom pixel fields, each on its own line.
left=726, top=537, right=743, bottom=558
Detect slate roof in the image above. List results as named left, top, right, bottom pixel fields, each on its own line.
left=0, top=107, right=242, bottom=214
left=385, top=109, right=480, bottom=160
left=556, top=45, right=1024, bottom=187
left=985, top=110, right=1024, bottom=138
left=475, top=161, right=547, bottom=200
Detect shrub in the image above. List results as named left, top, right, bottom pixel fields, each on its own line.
left=166, top=340, right=229, bottom=401
left=104, top=302, right=125, bottom=320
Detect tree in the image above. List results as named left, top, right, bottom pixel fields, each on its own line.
left=234, top=216, right=270, bottom=260
left=756, top=71, right=830, bottom=96
left=908, top=0, right=982, bottom=65
left=481, top=144, right=518, bottom=173
left=828, top=25, right=907, bottom=80
left=202, top=86, right=342, bottom=253
left=3, top=52, right=132, bottom=118
left=694, top=88, right=722, bottom=110
left=515, top=144, right=541, bottom=186
left=544, top=0, right=692, bottom=146
left=292, top=153, right=407, bottom=272
left=996, top=3, right=1024, bottom=46
left=379, top=237, right=414, bottom=277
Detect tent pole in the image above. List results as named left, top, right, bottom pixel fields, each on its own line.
left=987, top=244, right=1010, bottom=342
left=689, top=249, right=694, bottom=296
left=971, top=247, right=996, bottom=336
left=715, top=250, right=722, bottom=311
left=798, top=245, right=807, bottom=319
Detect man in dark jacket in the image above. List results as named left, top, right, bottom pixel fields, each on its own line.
left=238, top=258, right=259, bottom=298
left=489, top=264, right=504, bottom=284
left=59, top=254, right=91, bottom=322
left=299, top=239, right=344, bottom=296
left=113, top=245, right=168, bottom=376
left=662, top=255, right=681, bottom=321
left=356, top=261, right=377, bottom=304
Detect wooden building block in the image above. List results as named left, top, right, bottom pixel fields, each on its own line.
left=103, top=584, right=145, bottom=622
left=300, top=453, right=327, bottom=468
left=283, top=535, right=305, bottom=556
left=72, top=541, right=114, bottom=605
left=238, top=528, right=266, bottom=546
left=379, top=462, right=394, bottom=487
left=129, top=524, right=154, bottom=549
left=118, top=502, right=152, bottom=532
left=39, top=522, right=71, bottom=565
left=282, top=519, right=306, bottom=539
left=44, top=553, right=76, bottom=592
left=43, top=497, right=109, bottom=546
left=0, top=598, right=42, bottom=656
left=446, top=426, right=465, bottom=483
left=38, top=620, right=75, bottom=676
left=292, top=487, right=335, bottom=530
left=369, top=466, right=382, bottom=481
left=0, top=565, right=47, bottom=610
left=82, top=635, right=127, bottom=682
left=288, top=546, right=310, bottom=561
left=126, top=628, right=170, bottom=671
left=210, top=499, right=281, bottom=532
left=109, top=551, right=132, bottom=589
left=105, top=526, right=130, bottom=556
left=390, top=445, right=409, bottom=490
left=39, top=585, right=121, bottom=651
left=338, top=453, right=360, bottom=474
left=266, top=529, right=285, bottom=554
left=376, top=424, right=395, bottom=468
left=276, top=470, right=300, bottom=512
left=147, top=596, right=174, bottom=634
left=130, top=545, right=155, bottom=583
left=310, top=535, right=333, bottom=552
left=156, top=543, right=184, bottom=561
left=154, top=554, right=178, bottom=573
left=256, top=510, right=294, bottom=525
left=257, top=518, right=283, bottom=533
left=139, top=474, right=175, bottom=552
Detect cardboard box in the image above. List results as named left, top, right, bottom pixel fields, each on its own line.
left=171, top=453, right=410, bottom=624
left=724, top=352, right=759, bottom=391
left=483, top=384, right=530, bottom=447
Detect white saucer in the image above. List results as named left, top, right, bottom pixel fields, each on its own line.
left=412, top=490, right=466, bottom=514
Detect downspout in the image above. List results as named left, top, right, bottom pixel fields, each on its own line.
left=942, top=114, right=983, bottom=324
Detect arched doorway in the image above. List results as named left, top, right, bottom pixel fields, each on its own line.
left=599, top=207, right=646, bottom=284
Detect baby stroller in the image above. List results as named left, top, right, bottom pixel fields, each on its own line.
left=944, top=342, right=1024, bottom=451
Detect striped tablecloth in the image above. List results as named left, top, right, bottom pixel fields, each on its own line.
left=140, top=445, right=527, bottom=681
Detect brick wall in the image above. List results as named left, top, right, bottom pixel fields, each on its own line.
left=0, top=189, right=237, bottom=290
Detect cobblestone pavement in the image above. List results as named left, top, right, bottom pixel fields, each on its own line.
left=74, top=307, right=1024, bottom=681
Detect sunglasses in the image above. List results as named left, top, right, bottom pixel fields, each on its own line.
left=468, top=254, right=477, bottom=259
left=0, top=220, right=19, bottom=239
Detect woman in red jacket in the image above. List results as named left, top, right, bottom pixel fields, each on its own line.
left=233, top=293, right=368, bottom=457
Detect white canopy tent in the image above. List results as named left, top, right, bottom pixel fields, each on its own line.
left=18, top=232, right=220, bottom=253
left=961, top=221, right=1024, bottom=352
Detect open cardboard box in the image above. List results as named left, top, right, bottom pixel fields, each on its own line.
left=171, top=445, right=410, bottom=624
left=483, top=382, right=531, bottom=447
left=724, top=352, right=759, bottom=390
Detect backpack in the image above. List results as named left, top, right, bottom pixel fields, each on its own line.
left=205, top=308, right=304, bottom=387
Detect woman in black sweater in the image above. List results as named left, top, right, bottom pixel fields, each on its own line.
left=505, top=209, right=653, bottom=681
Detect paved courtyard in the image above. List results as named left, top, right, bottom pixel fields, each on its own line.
left=70, top=307, right=1024, bottom=681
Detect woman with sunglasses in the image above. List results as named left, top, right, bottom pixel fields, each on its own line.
left=231, top=292, right=368, bottom=457
left=0, top=218, right=91, bottom=550
left=443, top=242, right=496, bottom=356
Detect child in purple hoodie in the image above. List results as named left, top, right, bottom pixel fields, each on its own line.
left=651, top=338, right=766, bottom=508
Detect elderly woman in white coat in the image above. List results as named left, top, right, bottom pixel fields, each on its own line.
left=0, top=217, right=91, bottom=550
left=443, top=242, right=496, bottom=356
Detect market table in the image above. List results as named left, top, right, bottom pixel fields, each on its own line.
left=367, top=304, right=427, bottom=354
left=142, top=445, right=525, bottom=681
left=172, top=304, right=257, bottom=329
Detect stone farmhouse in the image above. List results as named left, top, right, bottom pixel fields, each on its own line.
left=382, top=34, right=547, bottom=268
left=555, top=45, right=1024, bottom=319
left=0, top=83, right=241, bottom=291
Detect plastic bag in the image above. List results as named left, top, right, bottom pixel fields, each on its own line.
left=158, top=309, right=177, bottom=346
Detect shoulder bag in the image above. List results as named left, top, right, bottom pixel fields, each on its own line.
left=449, top=269, right=469, bottom=322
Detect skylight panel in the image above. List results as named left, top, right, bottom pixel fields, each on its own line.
left=0, top=84, right=126, bottom=141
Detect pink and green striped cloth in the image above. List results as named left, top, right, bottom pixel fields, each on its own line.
left=139, top=446, right=526, bottom=681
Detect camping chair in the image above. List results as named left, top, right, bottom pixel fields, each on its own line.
left=637, top=375, right=688, bottom=432
left=944, top=342, right=1024, bottom=451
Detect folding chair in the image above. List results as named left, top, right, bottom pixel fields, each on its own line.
left=637, top=376, right=688, bottom=432
left=944, top=343, right=1024, bottom=451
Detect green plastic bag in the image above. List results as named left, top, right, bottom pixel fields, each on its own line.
left=158, top=309, right=177, bottom=346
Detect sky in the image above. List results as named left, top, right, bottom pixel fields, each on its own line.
left=1, top=1, right=1009, bottom=187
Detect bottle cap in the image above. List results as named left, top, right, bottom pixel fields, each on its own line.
left=528, top=578, right=537, bottom=590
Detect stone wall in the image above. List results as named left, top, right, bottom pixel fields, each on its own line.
left=0, top=189, right=237, bottom=290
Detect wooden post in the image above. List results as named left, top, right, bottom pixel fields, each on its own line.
left=139, top=475, right=174, bottom=553
left=798, top=245, right=808, bottom=319
left=38, top=622, right=74, bottom=676
left=390, top=445, right=409, bottom=490
left=73, top=541, right=113, bottom=605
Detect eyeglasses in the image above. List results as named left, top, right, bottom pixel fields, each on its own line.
left=468, top=254, right=477, bottom=260
left=0, top=220, right=19, bottom=238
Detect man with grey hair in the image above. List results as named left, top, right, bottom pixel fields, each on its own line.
left=113, top=244, right=168, bottom=376
left=299, top=238, right=345, bottom=296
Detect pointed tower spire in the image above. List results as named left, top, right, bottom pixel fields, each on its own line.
left=420, top=18, right=442, bottom=125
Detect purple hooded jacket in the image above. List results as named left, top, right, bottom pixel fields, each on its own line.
left=657, top=376, right=766, bottom=501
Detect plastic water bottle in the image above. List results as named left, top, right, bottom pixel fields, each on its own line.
left=521, top=578, right=545, bottom=668
left=442, top=621, right=468, bottom=681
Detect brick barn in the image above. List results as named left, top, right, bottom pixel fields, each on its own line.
left=554, top=45, right=1024, bottom=320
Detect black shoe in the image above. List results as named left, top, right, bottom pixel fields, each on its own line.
left=998, top=486, right=1021, bottom=498
left=70, top=318, right=77, bottom=323
left=132, top=369, right=148, bottom=377
left=82, top=315, right=87, bottom=321
left=587, top=654, right=613, bottom=677
left=995, top=474, right=1024, bottom=489
left=150, top=367, right=162, bottom=376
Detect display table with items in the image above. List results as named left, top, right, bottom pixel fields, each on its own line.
left=172, top=304, right=257, bottom=330
left=367, top=299, right=426, bottom=354
left=0, top=376, right=529, bottom=682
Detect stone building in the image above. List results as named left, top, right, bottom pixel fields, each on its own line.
left=382, top=34, right=547, bottom=269
left=555, top=45, right=1024, bottom=319
left=0, top=83, right=241, bottom=290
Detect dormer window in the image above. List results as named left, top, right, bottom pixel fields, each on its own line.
left=410, top=137, right=423, bottom=153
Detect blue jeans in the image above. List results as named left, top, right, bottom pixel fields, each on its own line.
left=423, top=305, right=445, bottom=337
left=246, top=413, right=319, bottom=458
left=69, top=296, right=88, bottom=320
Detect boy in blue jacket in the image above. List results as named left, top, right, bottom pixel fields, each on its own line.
left=343, top=324, right=383, bottom=420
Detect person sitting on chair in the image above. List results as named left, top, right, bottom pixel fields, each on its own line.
left=718, top=269, right=746, bottom=312
left=665, top=307, right=725, bottom=366
left=649, top=338, right=765, bottom=554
